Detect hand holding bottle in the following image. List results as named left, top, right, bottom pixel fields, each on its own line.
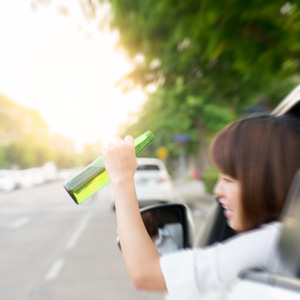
left=102, top=136, right=138, bottom=187
left=64, top=130, right=155, bottom=204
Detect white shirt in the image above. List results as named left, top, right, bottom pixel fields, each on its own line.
left=160, top=222, right=281, bottom=299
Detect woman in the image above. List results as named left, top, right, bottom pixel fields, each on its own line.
left=102, top=114, right=300, bottom=298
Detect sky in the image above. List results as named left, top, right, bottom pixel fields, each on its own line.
left=0, top=0, right=147, bottom=148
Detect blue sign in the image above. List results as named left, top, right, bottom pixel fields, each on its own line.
left=173, top=134, right=190, bottom=142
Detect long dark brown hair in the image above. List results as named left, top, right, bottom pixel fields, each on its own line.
left=210, top=114, right=300, bottom=231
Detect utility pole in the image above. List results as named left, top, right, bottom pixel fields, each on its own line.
left=173, top=133, right=190, bottom=182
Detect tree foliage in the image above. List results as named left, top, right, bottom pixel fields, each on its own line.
left=0, top=95, right=96, bottom=169
left=108, top=0, right=300, bottom=103
left=104, top=0, right=300, bottom=167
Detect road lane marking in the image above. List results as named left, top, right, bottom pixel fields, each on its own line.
left=43, top=214, right=92, bottom=282
left=44, top=258, right=65, bottom=281
left=65, top=214, right=92, bottom=250
left=9, top=216, right=31, bottom=229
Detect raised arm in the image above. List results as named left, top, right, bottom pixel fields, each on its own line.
left=102, top=136, right=167, bottom=291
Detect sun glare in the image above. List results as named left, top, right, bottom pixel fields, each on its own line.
left=0, top=0, right=147, bottom=147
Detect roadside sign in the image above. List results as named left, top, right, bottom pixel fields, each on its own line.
left=173, top=134, right=190, bottom=143
left=156, top=147, right=169, bottom=160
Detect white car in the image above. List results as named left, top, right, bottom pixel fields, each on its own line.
left=0, top=170, right=17, bottom=191
left=111, top=158, right=173, bottom=209
left=134, top=158, right=173, bottom=206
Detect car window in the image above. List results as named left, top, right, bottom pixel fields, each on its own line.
left=137, top=164, right=160, bottom=171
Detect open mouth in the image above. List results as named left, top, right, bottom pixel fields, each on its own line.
left=216, top=197, right=234, bottom=219
left=221, top=204, right=233, bottom=219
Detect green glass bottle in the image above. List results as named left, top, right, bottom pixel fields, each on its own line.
left=64, top=130, right=155, bottom=205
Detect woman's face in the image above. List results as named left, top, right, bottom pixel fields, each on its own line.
left=214, top=173, right=242, bottom=231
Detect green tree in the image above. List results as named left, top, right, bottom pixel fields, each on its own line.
left=107, top=0, right=300, bottom=104
left=48, top=135, right=81, bottom=169
left=0, top=145, right=6, bottom=168
left=103, top=0, right=300, bottom=168
left=5, top=140, right=36, bottom=169
left=0, top=95, right=82, bottom=169
left=121, top=84, right=235, bottom=167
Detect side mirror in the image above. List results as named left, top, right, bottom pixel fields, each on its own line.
left=117, top=203, right=194, bottom=255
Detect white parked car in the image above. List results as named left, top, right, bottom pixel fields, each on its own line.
left=111, top=157, right=173, bottom=209
left=17, top=169, right=35, bottom=189
left=0, top=170, right=17, bottom=191
left=42, top=162, right=57, bottom=182
left=134, top=158, right=173, bottom=206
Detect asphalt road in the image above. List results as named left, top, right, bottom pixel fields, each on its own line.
left=0, top=181, right=167, bottom=300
